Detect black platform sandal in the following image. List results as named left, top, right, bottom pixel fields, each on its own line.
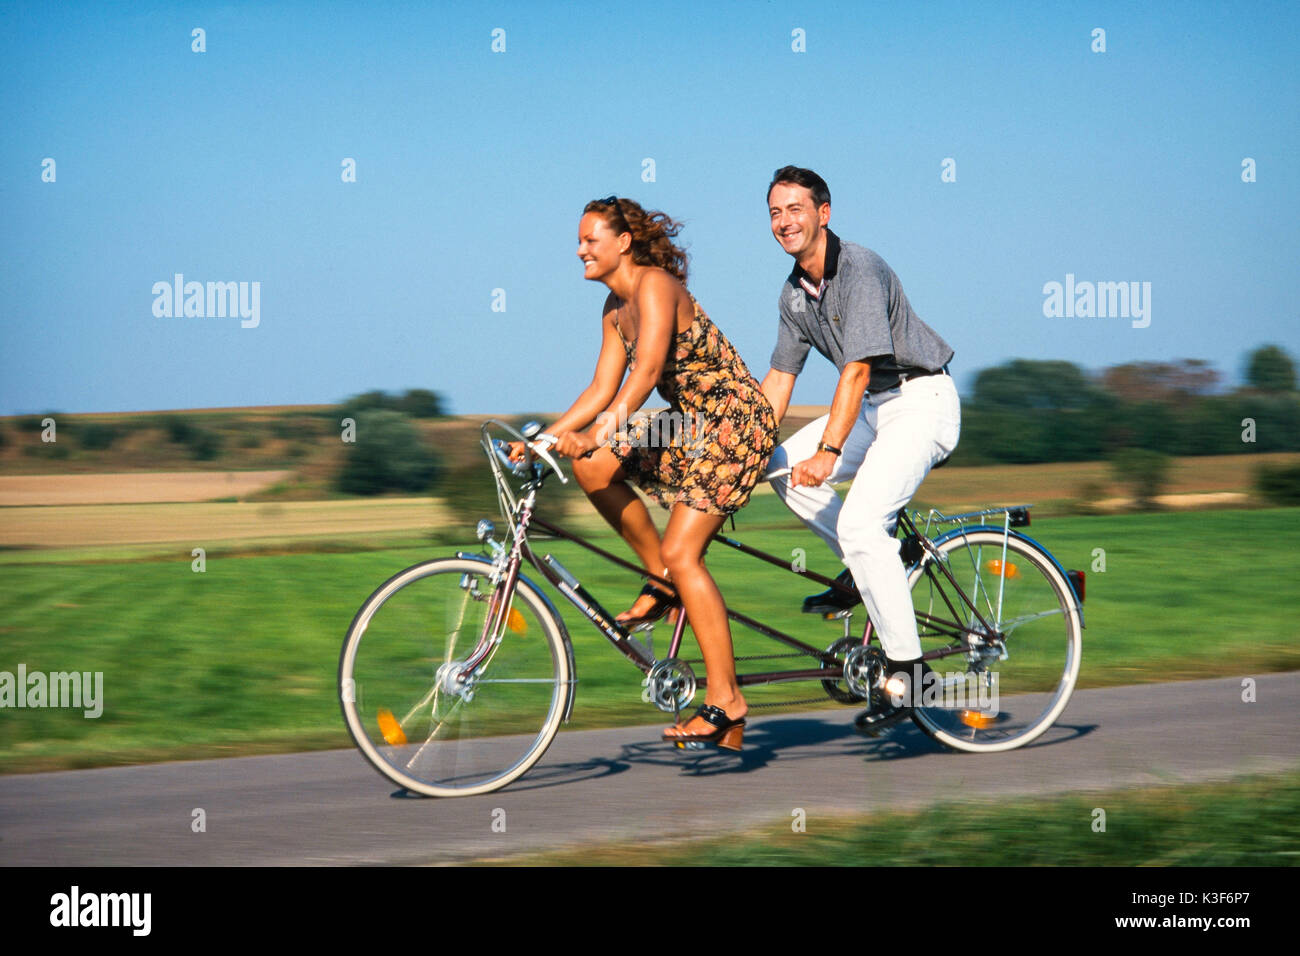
left=616, top=583, right=679, bottom=628
left=663, top=704, right=746, bottom=751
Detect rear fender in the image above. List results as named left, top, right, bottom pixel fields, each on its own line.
left=927, top=525, right=1086, bottom=629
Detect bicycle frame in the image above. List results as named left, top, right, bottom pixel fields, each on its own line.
left=339, top=424, right=1088, bottom=796
left=463, top=420, right=1067, bottom=696
left=526, top=514, right=848, bottom=685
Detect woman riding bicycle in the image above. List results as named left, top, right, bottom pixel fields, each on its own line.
left=512, top=196, right=776, bottom=749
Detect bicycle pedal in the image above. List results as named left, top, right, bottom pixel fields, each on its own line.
left=821, top=609, right=853, bottom=621
left=675, top=740, right=708, bottom=751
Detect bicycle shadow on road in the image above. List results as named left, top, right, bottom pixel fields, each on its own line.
left=639, top=715, right=920, bottom=777
left=444, top=718, right=872, bottom=794
left=464, top=715, right=933, bottom=794
left=858, top=718, right=1099, bottom=765
left=470, top=714, right=1101, bottom=796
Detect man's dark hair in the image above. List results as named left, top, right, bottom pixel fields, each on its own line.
left=767, top=166, right=831, bottom=208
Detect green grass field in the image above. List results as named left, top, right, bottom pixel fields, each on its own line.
left=1, top=500, right=1298, bottom=772
left=477, top=769, right=1300, bottom=866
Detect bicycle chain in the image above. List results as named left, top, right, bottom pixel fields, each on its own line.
left=681, top=652, right=824, bottom=664
left=675, top=653, right=846, bottom=710
left=747, top=697, right=837, bottom=709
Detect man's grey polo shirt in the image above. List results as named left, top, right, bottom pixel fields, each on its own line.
left=770, top=230, right=954, bottom=391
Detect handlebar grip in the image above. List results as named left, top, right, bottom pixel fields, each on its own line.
left=536, top=432, right=597, bottom=459
left=491, top=439, right=523, bottom=473
left=518, top=434, right=569, bottom=485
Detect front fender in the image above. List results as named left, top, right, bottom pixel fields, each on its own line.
left=456, top=551, right=579, bottom=720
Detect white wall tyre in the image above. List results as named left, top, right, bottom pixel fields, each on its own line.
left=339, top=557, right=571, bottom=797
left=907, top=531, right=1082, bottom=753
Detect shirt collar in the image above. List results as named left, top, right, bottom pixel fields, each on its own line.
left=789, top=229, right=841, bottom=298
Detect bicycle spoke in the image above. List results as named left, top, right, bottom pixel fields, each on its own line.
left=398, top=683, right=440, bottom=729
left=340, top=558, right=569, bottom=797
left=999, top=606, right=1066, bottom=633
left=909, top=530, right=1081, bottom=753
left=471, top=677, right=568, bottom=684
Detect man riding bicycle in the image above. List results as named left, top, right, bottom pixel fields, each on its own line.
left=758, top=166, right=962, bottom=733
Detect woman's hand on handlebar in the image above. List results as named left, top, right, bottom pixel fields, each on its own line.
left=504, top=430, right=596, bottom=464
left=553, top=431, right=599, bottom=460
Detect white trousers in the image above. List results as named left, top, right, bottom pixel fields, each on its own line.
left=767, top=374, right=961, bottom=661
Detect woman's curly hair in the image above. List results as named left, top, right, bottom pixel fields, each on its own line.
left=584, top=197, right=689, bottom=284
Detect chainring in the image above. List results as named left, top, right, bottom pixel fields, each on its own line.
left=843, top=644, right=888, bottom=701
left=642, top=658, right=697, bottom=714
left=821, top=637, right=873, bottom=704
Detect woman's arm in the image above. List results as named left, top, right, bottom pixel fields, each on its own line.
left=760, top=368, right=796, bottom=424
left=587, top=272, right=678, bottom=446
left=547, top=300, right=629, bottom=435
left=509, top=304, right=627, bottom=461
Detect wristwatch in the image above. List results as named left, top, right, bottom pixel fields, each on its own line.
left=817, top=441, right=842, bottom=456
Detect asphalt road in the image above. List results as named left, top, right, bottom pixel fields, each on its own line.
left=2, top=673, right=1296, bottom=865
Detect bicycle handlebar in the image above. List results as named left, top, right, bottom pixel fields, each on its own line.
left=528, top=433, right=569, bottom=483
left=486, top=422, right=569, bottom=486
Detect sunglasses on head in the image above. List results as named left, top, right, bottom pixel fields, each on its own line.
left=596, top=195, right=627, bottom=223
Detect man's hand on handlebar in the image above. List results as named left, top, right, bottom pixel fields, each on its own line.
left=791, top=451, right=837, bottom=488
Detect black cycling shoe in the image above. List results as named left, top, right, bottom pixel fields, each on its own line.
left=853, top=703, right=913, bottom=737
left=853, top=658, right=933, bottom=737
left=802, top=568, right=862, bottom=615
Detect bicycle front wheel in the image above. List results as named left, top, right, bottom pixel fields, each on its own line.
left=907, top=530, right=1081, bottom=753
left=339, top=557, right=571, bottom=797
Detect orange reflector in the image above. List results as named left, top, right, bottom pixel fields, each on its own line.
left=377, top=708, right=407, bottom=745
left=960, top=710, right=998, bottom=729
left=986, top=559, right=1019, bottom=579
left=507, top=608, right=527, bottom=634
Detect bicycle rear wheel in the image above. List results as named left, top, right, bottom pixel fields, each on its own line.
left=339, top=557, right=571, bottom=797
left=907, top=530, right=1081, bottom=753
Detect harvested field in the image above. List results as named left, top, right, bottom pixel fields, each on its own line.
left=0, top=498, right=452, bottom=548
left=904, top=453, right=1299, bottom=510
left=0, top=470, right=295, bottom=506
left=2, top=452, right=1293, bottom=553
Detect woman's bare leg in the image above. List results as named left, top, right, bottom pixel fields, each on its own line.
left=571, top=448, right=673, bottom=617
left=657, top=504, right=746, bottom=736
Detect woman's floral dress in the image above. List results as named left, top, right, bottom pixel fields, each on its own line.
left=611, top=294, right=776, bottom=516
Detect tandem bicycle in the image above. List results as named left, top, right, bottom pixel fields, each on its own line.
left=338, top=419, right=1086, bottom=797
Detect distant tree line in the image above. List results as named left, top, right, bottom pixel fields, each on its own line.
left=334, top=390, right=445, bottom=495
left=8, top=357, right=1296, bottom=507
left=338, top=389, right=445, bottom=421
left=954, top=346, right=1299, bottom=465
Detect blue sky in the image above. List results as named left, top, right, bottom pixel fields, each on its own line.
left=2, top=0, right=1297, bottom=415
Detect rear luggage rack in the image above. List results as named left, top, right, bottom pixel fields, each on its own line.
left=912, top=504, right=1032, bottom=535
